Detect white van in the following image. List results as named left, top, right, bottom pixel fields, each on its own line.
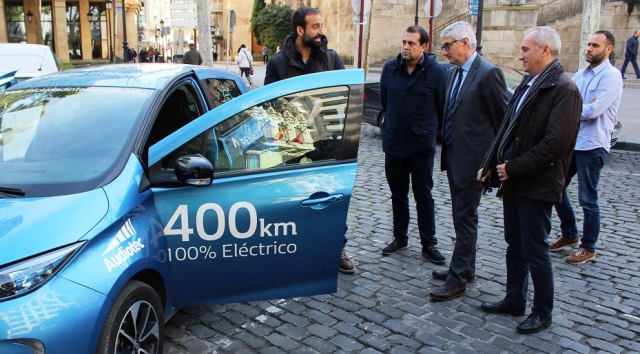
left=0, top=43, right=60, bottom=82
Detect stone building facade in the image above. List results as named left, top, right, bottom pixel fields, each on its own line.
left=2, top=0, right=639, bottom=71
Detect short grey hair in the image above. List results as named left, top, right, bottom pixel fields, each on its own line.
left=440, top=21, right=477, bottom=51
left=524, top=26, right=562, bottom=57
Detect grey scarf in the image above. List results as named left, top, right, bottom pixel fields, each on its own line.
left=480, top=58, right=563, bottom=194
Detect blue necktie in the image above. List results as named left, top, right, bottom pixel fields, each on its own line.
left=443, top=67, right=463, bottom=146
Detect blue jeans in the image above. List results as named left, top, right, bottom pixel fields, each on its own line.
left=554, top=148, right=608, bottom=252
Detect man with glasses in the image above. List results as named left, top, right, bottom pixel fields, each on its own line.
left=429, top=21, right=509, bottom=302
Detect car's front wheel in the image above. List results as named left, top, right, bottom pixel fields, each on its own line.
left=97, top=280, right=164, bottom=354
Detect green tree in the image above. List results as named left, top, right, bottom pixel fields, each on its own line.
left=252, top=0, right=266, bottom=21
left=251, top=4, right=293, bottom=52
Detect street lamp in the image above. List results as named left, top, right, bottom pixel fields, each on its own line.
left=159, top=19, right=165, bottom=61
left=86, top=11, right=94, bottom=22
left=26, top=10, right=33, bottom=23
left=106, top=0, right=114, bottom=61
left=121, top=0, right=128, bottom=62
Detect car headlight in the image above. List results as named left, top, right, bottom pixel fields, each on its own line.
left=0, top=242, right=85, bottom=300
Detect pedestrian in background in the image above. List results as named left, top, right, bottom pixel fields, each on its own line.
left=551, top=30, right=623, bottom=264
left=184, top=43, right=203, bottom=65
left=263, top=45, right=269, bottom=64
left=621, top=29, right=640, bottom=79
left=428, top=21, right=509, bottom=302
left=479, top=26, right=581, bottom=334
left=235, top=44, right=253, bottom=87
left=379, top=26, right=448, bottom=268
left=263, top=6, right=355, bottom=275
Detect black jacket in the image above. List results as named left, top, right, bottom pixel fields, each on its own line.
left=380, top=53, right=447, bottom=157
left=500, top=63, right=582, bottom=203
left=625, top=35, right=639, bottom=58
left=264, top=34, right=344, bottom=85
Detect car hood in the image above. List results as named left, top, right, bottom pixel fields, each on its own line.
left=0, top=189, right=108, bottom=266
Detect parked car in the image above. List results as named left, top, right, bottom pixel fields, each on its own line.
left=0, top=70, right=18, bottom=91
left=0, top=64, right=364, bottom=354
left=363, top=63, right=622, bottom=147
left=0, top=43, right=60, bottom=82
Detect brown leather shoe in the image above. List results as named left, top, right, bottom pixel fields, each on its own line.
left=549, top=235, right=579, bottom=252
left=429, top=283, right=466, bottom=301
left=432, top=269, right=476, bottom=283
left=339, top=248, right=355, bottom=274
left=566, top=247, right=595, bottom=264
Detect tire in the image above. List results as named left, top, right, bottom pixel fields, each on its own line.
left=97, top=280, right=164, bottom=354
left=377, top=111, right=385, bottom=136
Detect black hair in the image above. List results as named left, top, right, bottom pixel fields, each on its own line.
left=406, top=26, right=429, bottom=45
left=291, top=7, right=321, bottom=37
left=595, top=30, right=615, bottom=48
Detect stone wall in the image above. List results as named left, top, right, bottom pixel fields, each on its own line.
left=268, top=0, right=640, bottom=73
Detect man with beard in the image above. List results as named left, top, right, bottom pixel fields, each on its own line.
left=550, top=30, right=623, bottom=264
left=264, top=7, right=344, bottom=84
left=264, top=7, right=354, bottom=275
left=379, top=26, right=448, bottom=266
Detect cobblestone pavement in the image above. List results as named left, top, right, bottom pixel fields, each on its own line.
left=164, top=124, right=640, bottom=353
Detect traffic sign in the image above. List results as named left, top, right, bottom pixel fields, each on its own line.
left=424, top=0, right=443, bottom=18
left=351, top=0, right=371, bottom=16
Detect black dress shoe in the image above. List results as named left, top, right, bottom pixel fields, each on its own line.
left=480, top=299, right=526, bottom=316
left=432, top=269, right=476, bottom=283
left=516, top=313, right=552, bottom=334
left=429, top=283, right=465, bottom=301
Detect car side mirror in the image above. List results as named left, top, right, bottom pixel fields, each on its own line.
left=174, top=154, right=213, bottom=187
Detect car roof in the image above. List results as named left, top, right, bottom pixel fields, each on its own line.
left=12, top=64, right=240, bottom=90
left=0, top=43, right=59, bottom=73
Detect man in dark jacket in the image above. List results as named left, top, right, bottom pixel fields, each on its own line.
left=379, top=26, right=448, bottom=268
left=479, top=26, right=582, bottom=334
left=264, top=7, right=344, bottom=85
left=621, top=29, right=640, bottom=79
left=263, top=7, right=354, bottom=275
left=184, top=43, right=203, bottom=65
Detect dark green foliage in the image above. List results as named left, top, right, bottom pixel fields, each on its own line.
left=251, top=4, right=293, bottom=51
left=251, top=0, right=266, bottom=21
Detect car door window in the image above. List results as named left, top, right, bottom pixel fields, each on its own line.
left=155, top=85, right=351, bottom=177
left=209, top=86, right=350, bottom=173
left=200, top=78, right=243, bottom=108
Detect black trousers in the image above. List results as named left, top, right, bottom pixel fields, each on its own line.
left=384, top=151, right=436, bottom=246
left=503, top=193, right=554, bottom=317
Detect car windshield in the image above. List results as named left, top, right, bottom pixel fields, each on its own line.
left=0, top=86, right=153, bottom=197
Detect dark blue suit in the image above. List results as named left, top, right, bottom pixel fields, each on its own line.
left=380, top=53, right=447, bottom=246
left=441, top=54, right=508, bottom=286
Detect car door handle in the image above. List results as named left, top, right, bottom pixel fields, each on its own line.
left=300, top=193, right=344, bottom=207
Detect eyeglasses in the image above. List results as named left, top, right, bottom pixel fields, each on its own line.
left=440, top=39, right=460, bottom=51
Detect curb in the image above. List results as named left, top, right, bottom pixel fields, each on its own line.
left=612, top=141, right=640, bottom=152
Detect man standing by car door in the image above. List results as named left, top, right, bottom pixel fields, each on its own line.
left=550, top=30, right=623, bottom=264
left=429, top=21, right=509, bottom=302
left=263, top=6, right=354, bottom=275
left=379, top=26, right=448, bottom=265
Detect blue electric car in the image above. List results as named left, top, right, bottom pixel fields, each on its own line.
left=0, top=64, right=364, bottom=353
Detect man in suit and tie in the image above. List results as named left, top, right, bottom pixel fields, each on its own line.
left=429, top=21, right=509, bottom=301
